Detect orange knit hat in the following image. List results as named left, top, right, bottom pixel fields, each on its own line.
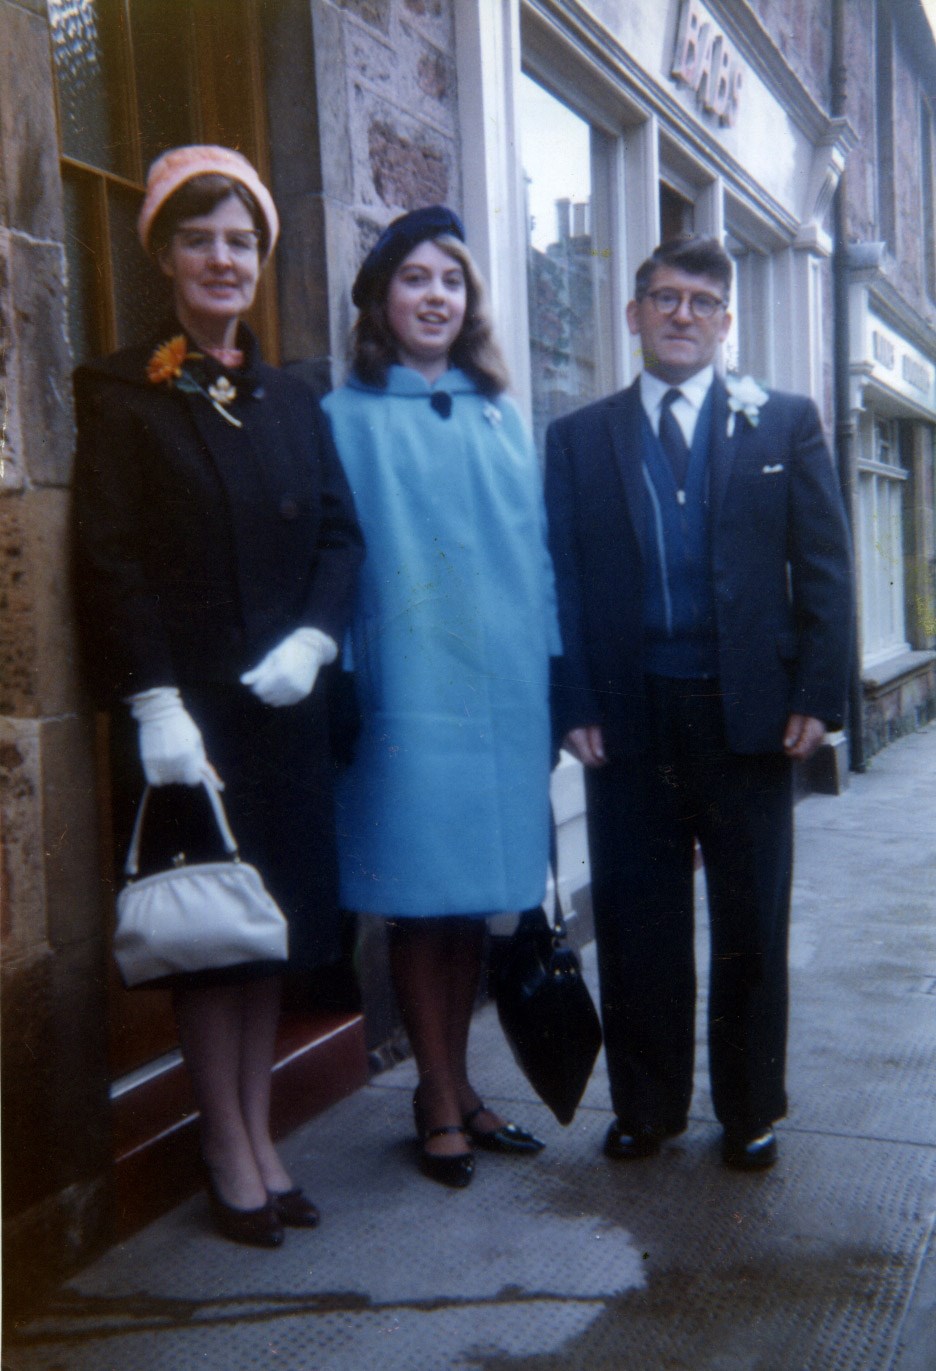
left=137, top=145, right=279, bottom=260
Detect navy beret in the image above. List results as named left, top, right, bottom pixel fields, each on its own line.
left=352, top=205, right=465, bottom=308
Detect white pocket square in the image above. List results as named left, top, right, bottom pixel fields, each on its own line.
left=761, top=463, right=785, bottom=474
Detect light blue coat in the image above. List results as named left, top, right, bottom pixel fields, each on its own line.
left=323, top=366, right=561, bottom=916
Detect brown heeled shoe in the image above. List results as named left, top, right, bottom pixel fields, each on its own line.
left=208, top=1183, right=284, bottom=1248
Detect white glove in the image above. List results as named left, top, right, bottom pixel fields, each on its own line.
left=240, top=628, right=338, bottom=708
left=128, top=687, right=222, bottom=789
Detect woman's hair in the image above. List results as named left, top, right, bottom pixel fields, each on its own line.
left=148, top=174, right=269, bottom=259
left=349, top=234, right=511, bottom=397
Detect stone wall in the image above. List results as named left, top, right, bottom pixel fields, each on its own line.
left=843, top=0, right=876, bottom=241
left=891, top=18, right=936, bottom=320
left=751, top=0, right=831, bottom=105
left=1, top=0, right=112, bottom=1312
left=310, top=0, right=461, bottom=374
left=843, top=0, right=936, bottom=329
left=863, top=662, right=936, bottom=756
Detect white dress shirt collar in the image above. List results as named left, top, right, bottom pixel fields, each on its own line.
left=639, top=365, right=715, bottom=445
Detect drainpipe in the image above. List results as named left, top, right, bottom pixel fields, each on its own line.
left=831, top=0, right=866, bottom=771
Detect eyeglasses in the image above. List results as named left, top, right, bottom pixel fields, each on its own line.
left=174, top=229, right=261, bottom=256
left=642, top=288, right=727, bottom=319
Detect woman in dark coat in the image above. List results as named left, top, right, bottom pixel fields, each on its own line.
left=73, top=146, right=364, bottom=1247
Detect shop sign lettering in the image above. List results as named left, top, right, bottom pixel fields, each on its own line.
left=873, top=330, right=896, bottom=370
left=902, top=355, right=930, bottom=394
left=671, top=0, right=744, bottom=127
left=870, top=316, right=936, bottom=410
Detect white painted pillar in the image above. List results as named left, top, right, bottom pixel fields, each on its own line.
left=454, top=0, right=532, bottom=415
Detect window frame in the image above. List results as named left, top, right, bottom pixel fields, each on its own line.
left=857, top=412, right=911, bottom=668
left=52, top=0, right=277, bottom=363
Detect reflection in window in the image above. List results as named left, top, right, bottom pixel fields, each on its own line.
left=130, top=0, right=198, bottom=170
left=520, top=74, right=602, bottom=453
left=50, top=0, right=127, bottom=175
left=859, top=416, right=909, bottom=666
left=660, top=183, right=694, bottom=242
left=52, top=0, right=269, bottom=362
left=109, top=183, right=169, bottom=347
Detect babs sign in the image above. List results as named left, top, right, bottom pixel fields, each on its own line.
left=671, top=0, right=745, bottom=128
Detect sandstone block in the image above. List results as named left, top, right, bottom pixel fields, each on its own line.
left=42, top=711, right=105, bottom=950
left=8, top=235, right=75, bottom=487
left=21, top=485, right=85, bottom=716
left=277, top=193, right=332, bottom=364
left=367, top=115, right=451, bottom=209
left=337, top=0, right=392, bottom=35
left=0, top=715, right=44, bottom=954
left=0, top=229, right=25, bottom=491
left=0, top=0, right=64, bottom=240
left=0, top=494, right=39, bottom=715
left=2, top=939, right=110, bottom=1219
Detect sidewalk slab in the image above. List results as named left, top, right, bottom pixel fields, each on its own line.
left=6, top=725, right=936, bottom=1371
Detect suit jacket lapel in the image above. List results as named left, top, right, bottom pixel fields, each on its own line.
left=605, top=379, right=646, bottom=555
left=708, top=375, right=735, bottom=519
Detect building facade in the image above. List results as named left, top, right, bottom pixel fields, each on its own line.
left=2, top=0, right=935, bottom=1304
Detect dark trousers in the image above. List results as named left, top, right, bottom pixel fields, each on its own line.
left=585, top=676, right=792, bottom=1135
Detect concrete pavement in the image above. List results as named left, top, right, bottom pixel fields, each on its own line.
left=6, top=723, right=936, bottom=1370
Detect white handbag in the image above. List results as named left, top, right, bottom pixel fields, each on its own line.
left=114, top=783, right=289, bottom=987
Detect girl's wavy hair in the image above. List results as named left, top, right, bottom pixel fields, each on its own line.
left=349, top=235, right=510, bottom=397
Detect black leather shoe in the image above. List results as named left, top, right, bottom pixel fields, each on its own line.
left=413, top=1090, right=475, bottom=1188
left=269, top=1187, right=321, bottom=1227
left=419, top=1126, right=476, bottom=1188
left=722, top=1127, right=778, bottom=1170
left=604, top=1122, right=665, bottom=1160
left=463, top=1104, right=545, bottom=1154
left=208, top=1186, right=284, bottom=1247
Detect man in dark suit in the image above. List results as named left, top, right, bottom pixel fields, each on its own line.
left=545, top=236, right=852, bottom=1169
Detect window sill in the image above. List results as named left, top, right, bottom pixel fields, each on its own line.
left=862, top=649, right=936, bottom=693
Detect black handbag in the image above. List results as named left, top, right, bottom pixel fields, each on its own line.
left=492, top=843, right=602, bottom=1126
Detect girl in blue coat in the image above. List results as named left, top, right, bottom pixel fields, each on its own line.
left=324, top=207, right=561, bottom=1187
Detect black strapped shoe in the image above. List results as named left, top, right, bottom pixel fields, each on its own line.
left=463, top=1103, right=545, bottom=1154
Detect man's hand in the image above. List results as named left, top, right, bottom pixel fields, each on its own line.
left=783, top=713, right=826, bottom=762
left=563, top=726, right=607, bottom=768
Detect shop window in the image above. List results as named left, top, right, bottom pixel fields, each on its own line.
left=519, top=72, right=614, bottom=453
left=660, top=183, right=694, bottom=242
left=51, top=0, right=273, bottom=364
left=858, top=415, right=910, bottom=666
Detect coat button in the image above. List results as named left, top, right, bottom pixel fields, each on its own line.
left=279, top=497, right=299, bottom=521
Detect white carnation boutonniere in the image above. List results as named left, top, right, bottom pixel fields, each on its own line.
left=482, top=401, right=503, bottom=428
left=726, top=374, right=769, bottom=437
